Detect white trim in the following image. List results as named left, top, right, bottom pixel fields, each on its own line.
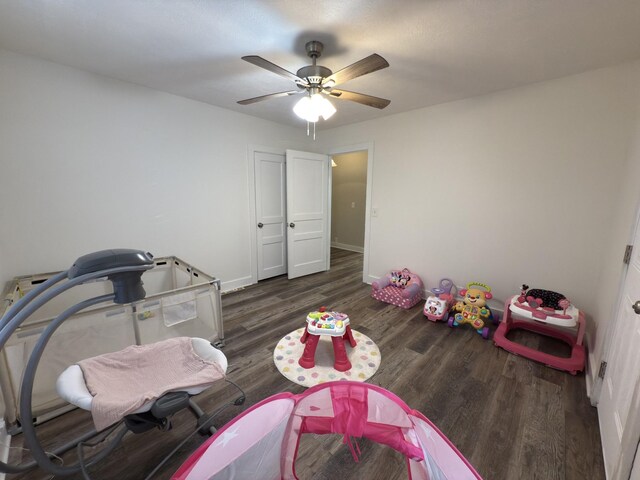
left=331, top=242, right=364, bottom=253
left=326, top=156, right=332, bottom=271
left=327, top=142, right=375, bottom=284
left=220, top=275, right=254, bottom=293
left=247, top=144, right=287, bottom=285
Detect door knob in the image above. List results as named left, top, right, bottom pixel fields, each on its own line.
left=633, top=301, right=640, bottom=315
left=257, top=222, right=264, bottom=228
left=289, top=223, right=295, bottom=228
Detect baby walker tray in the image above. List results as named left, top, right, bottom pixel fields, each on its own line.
left=493, top=286, right=585, bottom=374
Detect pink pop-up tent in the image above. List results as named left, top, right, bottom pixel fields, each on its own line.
left=173, top=381, right=481, bottom=480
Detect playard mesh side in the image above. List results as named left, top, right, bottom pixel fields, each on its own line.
left=0, top=256, right=224, bottom=431
left=172, top=381, right=481, bottom=480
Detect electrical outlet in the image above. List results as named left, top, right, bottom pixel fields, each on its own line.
left=351, top=202, right=356, bottom=208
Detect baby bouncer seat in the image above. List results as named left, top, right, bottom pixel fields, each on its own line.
left=371, top=268, right=424, bottom=309
left=0, top=249, right=244, bottom=479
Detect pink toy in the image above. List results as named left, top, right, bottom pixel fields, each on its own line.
left=493, top=285, right=585, bottom=374
left=172, top=381, right=482, bottom=480
left=371, top=268, right=423, bottom=309
left=299, top=307, right=357, bottom=372
left=424, top=278, right=457, bottom=321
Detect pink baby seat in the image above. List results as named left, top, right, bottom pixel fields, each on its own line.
left=371, top=268, right=424, bottom=309
left=172, top=381, right=481, bottom=479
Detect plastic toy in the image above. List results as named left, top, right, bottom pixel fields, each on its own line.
left=494, top=285, right=585, bottom=374
left=371, top=268, right=423, bottom=309
left=424, top=278, right=456, bottom=321
left=299, top=307, right=357, bottom=371
left=449, top=282, right=495, bottom=339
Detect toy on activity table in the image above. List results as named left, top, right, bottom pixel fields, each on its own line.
left=299, top=307, right=357, bottom=372
left=371, top=268, right=423, bottom=309
left=494, top=284, right=585, bottom=374
left=448, top=282, right=496, bottom=339
left=424, top=278, right=457, bottom=322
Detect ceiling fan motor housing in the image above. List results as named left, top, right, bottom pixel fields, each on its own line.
left=305, top=40, right=324, bottom=58
left=296, top=65, right=332, bottom=85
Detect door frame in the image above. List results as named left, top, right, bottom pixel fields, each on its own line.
left=327, top=142, right=374, bottom=284
left=247, top=144, right=286, bottom=285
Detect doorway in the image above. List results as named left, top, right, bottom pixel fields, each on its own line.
left=328, top=143, right=374, bottom=284
left=330, top=150, right=368, bottom=254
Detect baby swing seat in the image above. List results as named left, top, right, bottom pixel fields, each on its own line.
left=56, top=337, right=229, bottom=433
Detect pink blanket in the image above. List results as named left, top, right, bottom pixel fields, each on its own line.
left=78, top=337, right=225, bottom=431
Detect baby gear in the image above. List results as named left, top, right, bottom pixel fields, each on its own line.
left=172, top=380, right=481, bottom=479
left=494, top=285, right=585, bottom=374
left=0, top=249, right=244, bottom=478
left=424, top=278, right=456, bottom=321
left=449, top=282, right=496, bottom=339
left=371, top=268, right=424, bottom=309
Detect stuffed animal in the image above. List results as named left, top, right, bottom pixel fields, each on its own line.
left=449, top=282, right=494, bottom=339
left=390, top=270, right=412, bottom=288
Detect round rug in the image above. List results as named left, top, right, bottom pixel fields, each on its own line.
left=274, top=327, right=381, bottom=387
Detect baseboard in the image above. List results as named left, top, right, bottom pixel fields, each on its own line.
left=331, top=242, right=364, bottom=254
left=586, top=334, right=600, bottom=405
left=221, top=275, right=254, bottom=293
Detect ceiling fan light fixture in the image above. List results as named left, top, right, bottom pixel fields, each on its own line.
left=293, top=94, right=335, bottom=122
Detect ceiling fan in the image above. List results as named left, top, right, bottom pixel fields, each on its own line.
left=237, top=40, right=390, bottom=123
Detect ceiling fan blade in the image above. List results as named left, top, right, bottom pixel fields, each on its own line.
left=324, top=54, right=389, bottom=87
left=237, top=90, right=302, bottom=105
left=241, top=56, right=305, bottom=83
left=326, top=89, right=390, bottom=109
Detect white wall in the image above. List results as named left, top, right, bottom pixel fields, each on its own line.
left=0, top=49, right=310, bottom=291
left=318, top=61, right=640, bottom=322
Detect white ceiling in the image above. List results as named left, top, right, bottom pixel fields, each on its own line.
left=1, top=0, right=639, bottom=129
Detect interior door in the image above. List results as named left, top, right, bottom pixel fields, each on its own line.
left=254, top=151, right=287, bottom=280
left=285, top=149, right=330, bottom=279
left=598, top=221, right=640, bottom=478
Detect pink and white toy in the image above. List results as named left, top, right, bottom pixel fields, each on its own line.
left=298, top=308, right=357, bottom=372
left=371, top=268, right=423, bottom=309
left=172, top=381, right=482, bottom=480
left=493, top=285, right=585, bottom=374
left=424, top=278, right=457, bottom=321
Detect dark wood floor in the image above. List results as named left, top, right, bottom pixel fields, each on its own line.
left=7, top=249, right=605, bottom=479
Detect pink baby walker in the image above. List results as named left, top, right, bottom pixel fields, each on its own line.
left=493, top=285, right=585, bottom=374
left=424, top=278, right=457, bottom=321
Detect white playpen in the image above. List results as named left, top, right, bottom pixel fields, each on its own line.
left=0, top=256, right=224, bottom=433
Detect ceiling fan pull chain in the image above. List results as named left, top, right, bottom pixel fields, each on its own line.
left=313, top=121, right=316, bottom=140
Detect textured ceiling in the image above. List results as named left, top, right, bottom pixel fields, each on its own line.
left=1, top=0, right=639, bottom=129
